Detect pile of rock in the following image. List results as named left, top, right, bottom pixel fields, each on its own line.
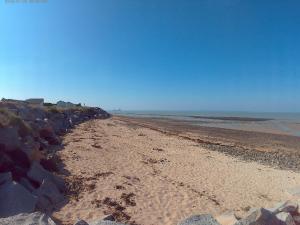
left=0, top=101, right=110, bottom=219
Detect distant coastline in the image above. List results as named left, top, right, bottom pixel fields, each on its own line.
left=111, top=110, right=300, bottom=137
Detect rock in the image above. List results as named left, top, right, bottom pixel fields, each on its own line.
left=276, top=212, right=296, bottom=225
left=234, top=208, right=279, bottom=225
left=0, top=181, right=37, bottom=217
left=19, top=177, right=36, bottom=192
left=0, top=172, right=12, bottom=185
left=0, top=127, right=21, bottom=151
left=216, top=211, right=238, bottom=225
left=178, top=214, right=221, bottom=225
left=270, top=201, right=298, bottom=214
left=102, top=215, right=115, bottom=221
left=34, top=178, right=64, bottom=211
left=4, top=149, right=31, bottom=181
left=292, top=215, right=300, bottom=224
left=0, top=211, right=56, bottom=225
left=27, top=162, right=65, bottom=191
left=39, top=127, right=60, bottom=145
left=0, top=151, right=14, bottom=172
left=74, top=220, right=89, bottom=225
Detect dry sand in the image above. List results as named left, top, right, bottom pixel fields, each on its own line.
left=53, top=117, right=300, bottom=225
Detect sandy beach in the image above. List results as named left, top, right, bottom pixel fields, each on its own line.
left=52, top=116, right=300, bottom=225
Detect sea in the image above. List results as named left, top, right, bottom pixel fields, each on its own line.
left=110, top=110, right=300, bottom=137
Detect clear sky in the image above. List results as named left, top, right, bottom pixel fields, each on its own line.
left=0, top=0, right=299, bottom=112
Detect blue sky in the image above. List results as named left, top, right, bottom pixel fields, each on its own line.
left=0, top=0, right=299, bottom=112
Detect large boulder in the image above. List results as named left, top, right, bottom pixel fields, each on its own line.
left=0, top=181, right=37, bottom=217
left=0, top=127, right=21, bottom=151
left=33, top=178, right=64, bottom=212
left=0, top=212, right=56, bottom=225
left=178, top=214, right=221, bottom=225
left=0, top=172, right=12, bottom=185
left=27, top=162, right=65, bottom=191
left=19, top=177, right=36, bottom=192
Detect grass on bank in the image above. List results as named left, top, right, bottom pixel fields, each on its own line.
left=0, top=108, right=32, bottom=137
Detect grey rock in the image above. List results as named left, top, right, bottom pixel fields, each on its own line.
left=178, top=214, right=221, bottom=225
left=0, top=172, right=12, bottom=185
left=234, top=208, right=281, bottom=225
left=34, top=178, right=64, bottom=211
left=19, top=177, right=35, bottom=192
left=0, top=127, right=21, bottom=151
left=0, top=211, right=56, bottom=225
left=74, top=220, right=89, bottom=225
left=0, top=181, right=37, bottom=217
left=276, top=212, right=295, bottom=225
left=269, top=201, right=298, bottom=214
left=27, top=162, right=65, bottom=191
left=292, top=215, right=300, bottom=224
left=102, top=215, right=115, bottom=221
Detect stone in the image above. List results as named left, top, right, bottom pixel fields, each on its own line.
left=0, top=181, right=37, bottom=217
left=216, top=211, right=238, bottom=225
left=27, top=162, right=65, bottom=191
left=292, top=215, right=300, bottom=224
left=0, top=212, right=56, bottom=225
left=74, top=220, right=89, bottom=225
left=19, top=177, right=36, bottom=192
left=39, top=127, right=60, bottom=145
left=0, top=172, right=12, bottom=185
left=270, top=201, right=298, bottom=214
left=276, top=212, right=296, bottom=225
left=234, top=208, right=280, bottom=225
left=34, top=178, right=64, bottom=211
left=102, top=215, right=115, bottom=221
left=0, top=127, right=21, bottom=151
left=178, top=214, right=221, bottom=225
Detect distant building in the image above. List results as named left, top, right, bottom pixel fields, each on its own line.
left=56, top=101, right=76, bottom=108
left=25, top=98, right=44, bottom=107
left=1, top=98, right=25, bottom=104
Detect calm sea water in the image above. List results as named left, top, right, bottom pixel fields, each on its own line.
left=110, top=110, right=300, bottom=137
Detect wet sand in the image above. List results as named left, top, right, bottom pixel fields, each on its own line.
left=53, top=117, right=300, bottom=225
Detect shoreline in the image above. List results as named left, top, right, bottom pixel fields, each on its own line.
left=114, top=116, right=300, bottom=171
